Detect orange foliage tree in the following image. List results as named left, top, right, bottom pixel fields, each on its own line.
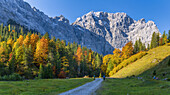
left=23, top=35, right=30, bottom=47
left=76, top=46, right=82, bottom=75
left=30, top=34, right=39, bottom=52
left=122, top=41, right=134, bottom=59
left=34, top=37, right=49, bottom=65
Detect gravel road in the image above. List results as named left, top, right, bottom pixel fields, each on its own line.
left=59, top=78, right=103, bottom=95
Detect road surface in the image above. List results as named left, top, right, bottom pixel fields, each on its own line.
left=59, top=78, right=103, bottom=95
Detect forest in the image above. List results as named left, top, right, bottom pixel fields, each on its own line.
left=0, top=21, right=170, bottom=80
left=0, top=23, right=103, bottom=80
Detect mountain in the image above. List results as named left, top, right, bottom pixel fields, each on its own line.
left=0, top=0, right=113, bottom=55
left=73, top=11, right=160, bottom=49
left=0, top=0, right=160, bottom=54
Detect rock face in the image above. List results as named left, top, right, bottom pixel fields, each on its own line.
left=73, top=11, right=160, bottom=49
left=0, top=0, right=160, bottom=54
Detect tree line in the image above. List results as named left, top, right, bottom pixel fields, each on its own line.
left=0, top=23, right=103, bottom=80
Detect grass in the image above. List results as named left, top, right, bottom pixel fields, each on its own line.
left=111, top=45, right=170, bottom=78
left=0, top=78, right=93, bottom=95
left=96, top=78, right=170, bottom=95
left=139, top=55, right=170, bottom=79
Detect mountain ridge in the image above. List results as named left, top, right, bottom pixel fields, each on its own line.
left=73, top=11, right=160, bottom=49
left=0, top=0, right=160, bottom=54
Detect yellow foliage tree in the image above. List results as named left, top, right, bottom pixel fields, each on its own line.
left=17, top=35, right=24, bottom=46
left=23, top=35, right=30, bottom=47
left=76, top=46, right=82, bottom=74
left=7, top=39, right=14, bottom=46
left=34, top=37, right=49, bottom=65
left=30, top=34, right=39, bottom=52
left=122, top=41, right=134, bottom=59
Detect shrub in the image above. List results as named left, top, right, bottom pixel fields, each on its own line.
left=58, top=71, right=66, bottom=79
left=167, top=78, right=170, bottom=81
left=168, top=59, right=170, bottom=66
left=0, top=73, right=23, bottom=81
left=166, top=43, right=170, bottom=46
left=83, top=75, right=90, bottom=78
left=153, top=70, right=156, bottom=76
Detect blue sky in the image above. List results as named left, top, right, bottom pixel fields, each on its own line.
left=24, top=0, right=170, bottom=34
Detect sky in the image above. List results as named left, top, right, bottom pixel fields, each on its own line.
left=24, top=0, right=170, bottom=34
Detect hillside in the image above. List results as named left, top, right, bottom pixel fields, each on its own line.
left=111, top=45, right=170, bottom=78
left=140, top=55, right=170, bottom=79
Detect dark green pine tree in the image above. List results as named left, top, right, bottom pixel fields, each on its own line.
left=168, top=30, right=170, bottom=43
left=156, top=33, right=160, bottom=46
left=44, top=63, right=53, bottom=79
left=44, top=32, right=50, bottom=41
left=39, top=63, right=43, bottom=79
left=138, top=38, right=143, bottom=52
left=151, top=32, right=157, bottom=49
left=147, top=44, right=150, bottom=50
left=134, top=40, right=139, bottom=53
left=142, top=43, right=146, bottom=51
left=20, top=27, right=24, bottom=36
left=0, top=23, right=3, bottom=36
left=56, top=52, right=61, bottom=77
left=95, top=54, right=102, bottom=69
left=23, top=45, right=33, bottom=66
left=162, top=31, right=166, bottom=45
left=23, top=45, right=34, bottom=78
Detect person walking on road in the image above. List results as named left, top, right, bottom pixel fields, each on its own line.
left=94, top=75, right=95, bottom=80
left=103, top=75, right=105, bottom=80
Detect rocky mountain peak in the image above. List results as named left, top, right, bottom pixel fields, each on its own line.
left=138, top=18, right=146, bottom=23
left=0, top=0, right=160, bottom=54
left=73, top=11, right=160, bottom=49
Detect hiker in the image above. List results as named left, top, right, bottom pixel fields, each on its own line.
left=103, top=75, right=105, bottom=80
left=156, top=77, right=159, bottom=80
left=94, top=75, right=95, bottom=80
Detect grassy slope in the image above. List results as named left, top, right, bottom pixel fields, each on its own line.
left=96, top=78, right=170, bottom=95
left=139, top=55, right=170, bottom=79
left=111, top=45, right=170, bottom=78
left=0, top=78, right=93, bottom=95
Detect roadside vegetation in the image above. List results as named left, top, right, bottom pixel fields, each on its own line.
left=96, top=78, right=170, bottom=95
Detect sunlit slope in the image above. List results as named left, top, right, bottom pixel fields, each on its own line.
left=140, top=55, right=170, bottom=79
left=111, top=45, right=170, bottom=78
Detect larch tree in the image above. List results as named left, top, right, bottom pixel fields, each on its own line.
left=17, top=35, right=24, bottom=46
left=122, top=41, right=134, bottom=59
left=30, top=34, right=39, bottom=52
left=34, top=37, right=49, bottom=66
left=23, top=35, right=30, bottom=47
left=76, top=45, right=82, bottom=75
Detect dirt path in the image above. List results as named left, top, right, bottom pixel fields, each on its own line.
left=59, top=78, right=103, bottom=95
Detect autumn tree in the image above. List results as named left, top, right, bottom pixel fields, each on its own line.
left=168, top=30, right=170, bottom=43
left=61, top=56, right=69, bottom=75
left=30, top=34, right=39, bottom=52
left=122, top=41, right=134, bottom=59
left=34, top=37, right=49, bottom=66
left=17, top=35, right=24, bottom=46
left=8, top=53, right=15, bottom=75
left=23, top=35, right=30, bottom=47
left=76, top=45, right=82, bottom=75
